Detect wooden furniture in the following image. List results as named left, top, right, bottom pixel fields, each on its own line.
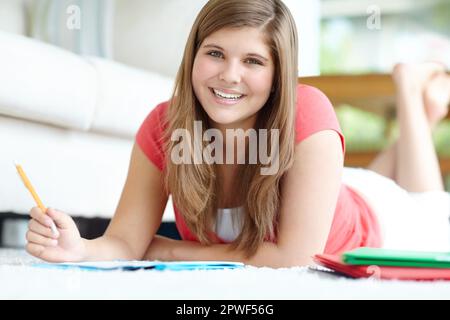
left=298, top=74, right=450, bottom=175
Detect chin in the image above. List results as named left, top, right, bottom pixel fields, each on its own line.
left=205, top=111, right=241, bottom=126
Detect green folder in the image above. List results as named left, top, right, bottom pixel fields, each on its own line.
left=342, top=247, right=450, bottom=268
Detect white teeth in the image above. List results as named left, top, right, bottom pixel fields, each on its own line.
left=213, top=89, right=243, bottom=100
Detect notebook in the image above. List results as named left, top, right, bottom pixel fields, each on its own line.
left=32, top=260, right=245, bottom=271
left=313, top=253, right=450, bottom=280
left=342, top=247, right=450, bottom=268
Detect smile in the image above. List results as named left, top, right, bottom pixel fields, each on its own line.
left=209, top=87, right=246, bottom=105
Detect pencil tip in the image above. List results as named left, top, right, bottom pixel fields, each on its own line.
left=13, top=161, right=19, bottom=167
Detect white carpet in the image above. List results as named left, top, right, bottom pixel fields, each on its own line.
left=1, top=249, right=450, bottom=299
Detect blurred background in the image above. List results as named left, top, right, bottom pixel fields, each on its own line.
left=318, top=0, right=450, bottom=191
left=0, top=0, right=449, bottom=248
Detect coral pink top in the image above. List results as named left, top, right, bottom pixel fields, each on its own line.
left=136, top=84, right=382, bottom=254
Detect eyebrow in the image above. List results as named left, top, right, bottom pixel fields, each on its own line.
left=202, top=44, right=269, bottom=62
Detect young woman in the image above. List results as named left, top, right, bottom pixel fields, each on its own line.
left=25, top=0, right=450, bottom=267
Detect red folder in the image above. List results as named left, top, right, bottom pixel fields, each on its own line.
left=313, top=254, right=450, bottom=281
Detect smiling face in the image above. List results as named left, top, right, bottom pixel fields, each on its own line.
left=192, top=27, right=275, bottom=132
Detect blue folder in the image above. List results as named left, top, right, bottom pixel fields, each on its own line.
left=32, top=260, right=245, bottom=271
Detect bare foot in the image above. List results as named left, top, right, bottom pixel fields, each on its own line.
left=392, top=62, right=446, bottom=93
left=424, top=73, right=450, bottom=128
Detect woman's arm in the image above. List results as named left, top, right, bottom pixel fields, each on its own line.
left=25, top=143, right=168, bottom=263
left=145, top=130, right=343, bottom=267
left=274, top=129, right=343, bottom=266
left=146, top=236, right=288, bottom=267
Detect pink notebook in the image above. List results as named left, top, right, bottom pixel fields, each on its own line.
left=313, top=254, right=450, bottom=281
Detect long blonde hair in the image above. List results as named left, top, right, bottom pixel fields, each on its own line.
left=163, top=0, right=298, bottom=257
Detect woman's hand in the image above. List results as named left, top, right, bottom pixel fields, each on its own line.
left=25, top=207, right=86, bottom=263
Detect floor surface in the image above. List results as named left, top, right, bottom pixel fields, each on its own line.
left=1, top=249, right=450, bottom=299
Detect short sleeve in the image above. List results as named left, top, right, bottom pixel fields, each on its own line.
left=135, top=101, right=169, bottom=171
left=295, top=84, right=345, bottom=154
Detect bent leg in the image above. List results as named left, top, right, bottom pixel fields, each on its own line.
left=367, top=141, right=396, bottom=180
left=393, top=63, right=448, bottom=192
left=367, top=66, right=450, bottom=182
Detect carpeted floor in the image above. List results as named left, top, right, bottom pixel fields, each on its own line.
left=1, top=249, right=450, bottom=299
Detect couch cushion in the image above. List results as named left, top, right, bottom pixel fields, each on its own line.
left=0, top=31, right=97, bottom=131
left=86, top=57, right=174, bottom=139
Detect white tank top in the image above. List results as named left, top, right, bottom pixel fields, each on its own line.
left=215, top=206, right=245, bottom=242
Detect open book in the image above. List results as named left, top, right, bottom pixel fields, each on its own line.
left=32, top=260, right=245, bottom=271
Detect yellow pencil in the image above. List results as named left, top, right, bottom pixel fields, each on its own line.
left=14, top=162, right=58, bottom=235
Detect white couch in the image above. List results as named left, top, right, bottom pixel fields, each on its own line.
left=0, top=0, right=320, bottom=224
left=0, top=30, right=176, bottom=220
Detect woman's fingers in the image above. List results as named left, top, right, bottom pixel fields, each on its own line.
left=26, top=242, right=64, bottom=263
left=26, top=230, right=58, bottom=247
left=46, top=207, right=73, bottom=230
left=28, top=219, right=58, bottom=239
left=29, top=207, right=57, bottom=232
left=25, top=242, right=45, bottom=258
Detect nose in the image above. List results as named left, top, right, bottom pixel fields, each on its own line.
left=219, top=60, right=242, bottom=84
